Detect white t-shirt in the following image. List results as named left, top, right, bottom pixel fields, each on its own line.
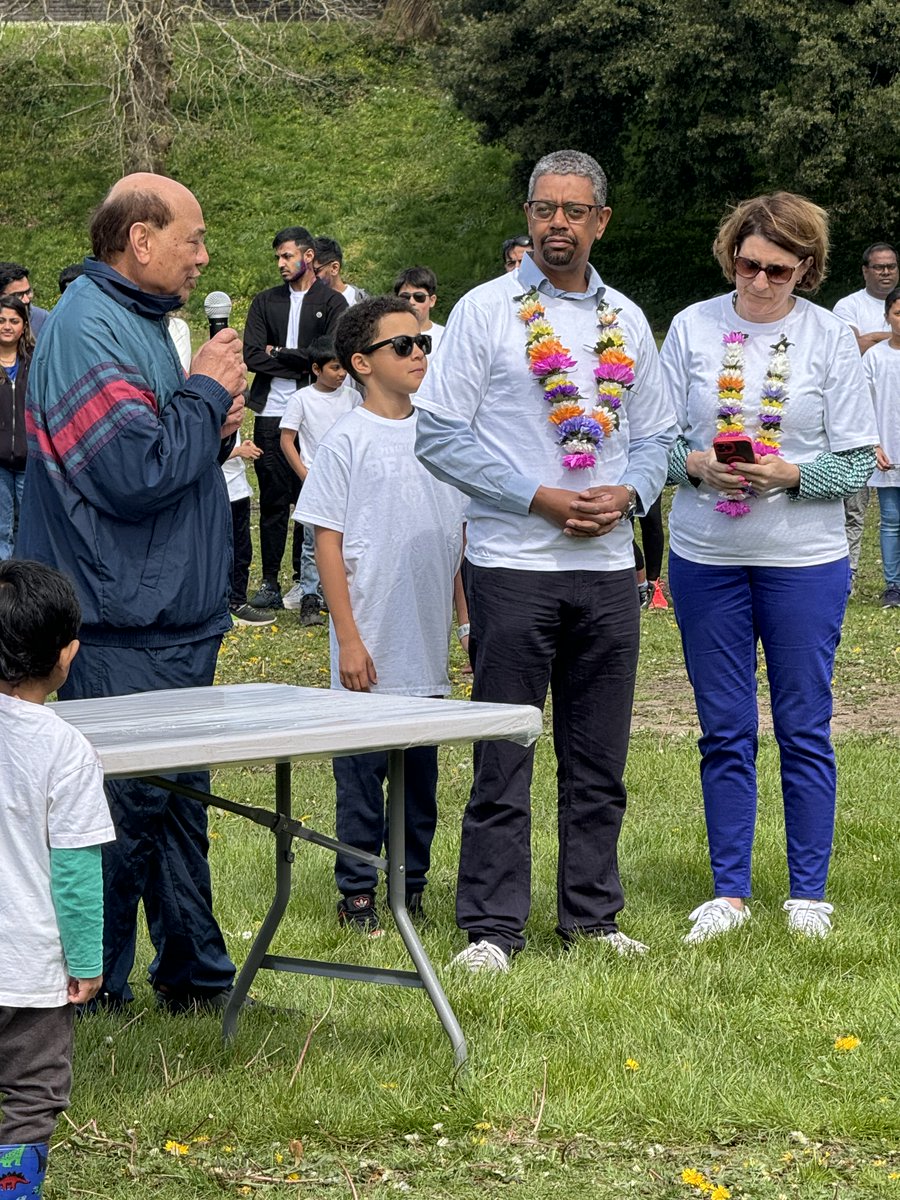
left=340, top=284, right=362, bottom=307
left=0, top=693, right=115, bottom=1007
left=278, top=382, right=359, bottom=468
left=424, top=322, right=445, bottom=353
left=863, top=338, right=900, bottom=488
left=264, top=289, right=305, bottom=417
left=661, top=293, right=879, bottom=566
left=221, top=432, right=253, bottom=503
left=833, top=288, right=889, bottom=335
left=167, top=316, right=192, bottom=372
left=414, top=270, right=671, bottom=571
left=293, top=407, right=465, bottom=696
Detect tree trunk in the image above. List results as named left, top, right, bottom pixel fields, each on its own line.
left=121, top=0, right=176, bottom=173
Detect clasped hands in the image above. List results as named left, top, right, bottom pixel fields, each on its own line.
left=530, top=484, right=633, bottom=538
left=685, top=448, right=801, bottom=499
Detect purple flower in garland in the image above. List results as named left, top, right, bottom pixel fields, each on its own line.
left=594, top=362, right=635, bottom=386
left=762, top=384, right=786, bottom=400
left=596, top=390, right=623, bottom=410
left=717, top=405, right=742, bottom=418
left=557, top=415, right=605, bottom=444
left=722, top=331, right=749, bottom=345
left=545, top=382, right=582, bottom=402
left=531, top=351, right=577, bottom=375
left=562, top=452, right=597, bottom=469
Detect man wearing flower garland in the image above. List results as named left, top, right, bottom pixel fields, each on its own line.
left=414, top=149, right=676, bottom=972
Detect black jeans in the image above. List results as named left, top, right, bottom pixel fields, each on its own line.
left=333, top=747, right=438, bottom=898
left=458, top=565, right=641, bottom=953
left=230, top=497, right=252, bottom=608
left=252, top=415, right=303, bottom=585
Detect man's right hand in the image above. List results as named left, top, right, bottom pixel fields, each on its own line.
left=190, top=328, right=247, bottom=399
left=530, top=485, right=622, bottom=537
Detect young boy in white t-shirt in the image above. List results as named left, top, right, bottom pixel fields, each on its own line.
left=281, top=337, right=359, bottom=627
left=294, top=297, right=464, bottom=934
left=0, top=559, right=115, bottom=1199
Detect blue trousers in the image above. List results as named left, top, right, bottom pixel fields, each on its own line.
left=333, top=747, right=438, bottom=898
left=58, top=638, right=235, bottom=1003
left=876, top=487, right=900, bottom=587
left=669, top=551, right=850, bottom=900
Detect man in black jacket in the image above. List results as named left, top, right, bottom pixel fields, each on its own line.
left=242, top=226, right=348, bottom=610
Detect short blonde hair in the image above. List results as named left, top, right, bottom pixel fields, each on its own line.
left=713, top=192, right=829, bottom=292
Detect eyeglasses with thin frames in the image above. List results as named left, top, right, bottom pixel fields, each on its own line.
left=525, top=201, right=603, bottom=224
left=360, top=333, right=432, bottom=357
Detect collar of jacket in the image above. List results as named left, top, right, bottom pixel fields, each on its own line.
left=83, top=257, right=184, bottom=319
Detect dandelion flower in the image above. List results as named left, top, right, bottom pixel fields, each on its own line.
left=834, top=1035, right=860, bottom=1052
left=624, top=1058, right=640, bottom=1072
left=164, top=1140, right=189, bottom=1157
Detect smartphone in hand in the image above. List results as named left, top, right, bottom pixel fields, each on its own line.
left=713, top=435, right=756, bottom=466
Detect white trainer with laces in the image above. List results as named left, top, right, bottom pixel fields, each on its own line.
left=600, top=930, right=649, bottom=956
left=450, top=939, right=510, bottom=974
left=684, top=898, right=750, bottom=944
left=784, top=899, right=833, bottom=937
left=282, top=582, right=305, bottom=610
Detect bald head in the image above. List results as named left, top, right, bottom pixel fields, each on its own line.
left=90, top=172, right=209, bottom=302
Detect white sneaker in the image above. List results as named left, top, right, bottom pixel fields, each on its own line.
left=599, top=930, right=649, bottom=956
left=784, top=899, right=833, bottom=938
left=449, top=939, right=510, bottom=974
left=282, top=582, right=305, bottom=610
left=684, top=898, right=750, bottom=944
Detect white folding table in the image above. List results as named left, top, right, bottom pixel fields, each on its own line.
left=55, top=683, right=542, bottom=1067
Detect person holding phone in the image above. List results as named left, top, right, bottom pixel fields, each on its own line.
left=660, top=192, right=878, bottom=944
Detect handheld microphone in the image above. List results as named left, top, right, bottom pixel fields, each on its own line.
left=204, top=291, right=233, bottom=338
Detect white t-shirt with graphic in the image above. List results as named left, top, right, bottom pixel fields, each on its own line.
left=294, top=407, right=464, bottom=696
left=0, top=693, right=115, bottom=1007
left=833, top=288, right=889, bottom=335
left=863, top=338, right=900, bottom=488
left=661, top=293, right=879, bottom=566
left=278, top=382, right=359, bottom=469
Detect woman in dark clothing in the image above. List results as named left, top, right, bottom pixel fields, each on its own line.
left=0, top=296, right=33, bottom=559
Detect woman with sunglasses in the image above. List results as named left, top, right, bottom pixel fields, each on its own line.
left=660, top=192, right=878, bottom=944
left=0, top=295, right=33, bottom=559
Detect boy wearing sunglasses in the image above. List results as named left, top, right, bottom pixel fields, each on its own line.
left=392, top=267, right=444, bottom=354
left=294, top=296, right=465, bottom=934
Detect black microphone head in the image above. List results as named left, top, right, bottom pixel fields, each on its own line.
left=204, top=291, right=232, bottom=321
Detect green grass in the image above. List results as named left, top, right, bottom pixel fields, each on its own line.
left=48, top=510, right=900, bottom=1198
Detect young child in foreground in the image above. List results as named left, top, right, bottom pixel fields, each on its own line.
left=280, top=336, right=359, bottom=627
left=293, top=296, right=464, bottom=934
left=0, top=559, right=115, bottom=1199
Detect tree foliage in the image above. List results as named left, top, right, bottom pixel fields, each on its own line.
left=439, top=0, right=900, bottom=319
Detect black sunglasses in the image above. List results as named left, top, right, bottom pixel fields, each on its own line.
left=397, top=290, right=430, bottom=304
left=361, top=333, right=432, bottom=357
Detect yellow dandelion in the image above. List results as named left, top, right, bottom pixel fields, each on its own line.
left=474, top=1121, right=492, bottom=1130
left=287, top=1173, right=300, bottom=1182
left=834, top=1035, right=860, bottom=1052
left=710, top=1187, right=731, bottom=1200
left=192, top=1135, right=210, bottom=1145
left=624, top=1058, right=640, bottom=1072
left=379, top=1081, right=398, bottom=1089
left=275, top=1152, right=284, bottom=1164
left=681, top=1167, right=707, bottom=1187
left=471, top=1135, right=487, bottom=1146
left=164, top=1140, right=189, bottom=1157
left=223, top=1144, right=235, bottom=1153
left=889, top=1171, right=900, bottom=1179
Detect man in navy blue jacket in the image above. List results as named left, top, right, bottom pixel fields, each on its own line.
left=19, top=172, right=246, bottom=1013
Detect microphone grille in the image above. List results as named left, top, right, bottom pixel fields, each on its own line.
left=204, top=291, right=233, bottom=320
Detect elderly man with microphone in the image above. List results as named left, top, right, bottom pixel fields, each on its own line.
left=19, top=173, right=245, bottom=1015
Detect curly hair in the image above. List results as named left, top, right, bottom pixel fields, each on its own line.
left=334, top=295, right=416, bottom=382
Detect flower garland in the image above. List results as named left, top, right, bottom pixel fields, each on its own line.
left=517, top=288, right=634, bottom=470
left=714, top=330, right=791, bottom=517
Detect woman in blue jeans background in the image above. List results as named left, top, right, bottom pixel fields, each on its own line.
left=660, top=192, right=878, bottom=944
left=0, top=296, right=32, bottom=559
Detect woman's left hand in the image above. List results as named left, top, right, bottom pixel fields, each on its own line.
left=736, top=456, right=801, bottom=495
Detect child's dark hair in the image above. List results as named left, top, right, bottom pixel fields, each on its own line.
left=884, top=285, right=900, bottom=315
left=0, top=560, right=81, bottom=685
left=393, top=266, right=437, bottom=295
left=308, top=335, right=339, bottom=372
left=334, top=295, right=416, bottom=383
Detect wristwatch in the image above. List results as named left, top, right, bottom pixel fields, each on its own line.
left=621, top=484, right=639, bottom=521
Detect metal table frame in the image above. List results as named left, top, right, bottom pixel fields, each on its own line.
left=57, top=684, right=542, bottom=1069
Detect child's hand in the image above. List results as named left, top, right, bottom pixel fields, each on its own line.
left=339, top=638, right=377, bottom=692
left=876, top=445, right=892, bottom=471
left=237, top=439, right=262, bottom=460
left=68, top=974, right=103, bottom=1004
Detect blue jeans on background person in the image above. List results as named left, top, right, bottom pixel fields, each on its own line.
left=333, top=746, right=439, bottom=899
left=0, top=467, right=25, bottom=559
left=668, top=551, right=850, bottom=901
left=876, top=487, right=900, bottom=587
left=299, top=523, right=321, bottom=598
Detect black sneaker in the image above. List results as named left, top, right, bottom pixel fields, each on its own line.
left=337, top=893, right=384, bottom=936
left=154, top=986, right=256, bottom=1015
left=300, top=593, right=325, bottom=626
left=249, top=581, right=283, bottom=610
left=406, top=891, right=428, bottom=927
left=881, top=586, right=900, bottom=609
left=231, top=603, right=276, bottom=626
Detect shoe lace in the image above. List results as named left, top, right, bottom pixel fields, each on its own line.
left=463, top=940, right=508, bottom=970
left=784, top=899, right=833, bottom=931
left=603, top=930, right=648, bottom=954
left=688, top=898, right=741, bottom=933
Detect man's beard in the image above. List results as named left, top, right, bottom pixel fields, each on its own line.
left=540, top=241, right=576, bottom=267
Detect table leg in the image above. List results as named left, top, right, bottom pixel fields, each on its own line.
left=386, top=748, right=467, bottom=1069
left=223, top=760, right=294, bottom=1041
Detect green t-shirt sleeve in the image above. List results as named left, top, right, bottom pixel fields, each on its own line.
left=49, top=845, right=104, bottom=978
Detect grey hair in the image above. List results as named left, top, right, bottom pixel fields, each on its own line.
left=528, top=150, right=608, bottom=206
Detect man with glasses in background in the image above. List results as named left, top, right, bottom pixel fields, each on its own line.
left=0, top=262, right=51, bottom=337
left=502, top=234, right=532, bottom=273
left=833, top=242, right=899, bottom=581
left=414, top=149, right=676, bottom=973
left=392, top=267, right=444, bottom=354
